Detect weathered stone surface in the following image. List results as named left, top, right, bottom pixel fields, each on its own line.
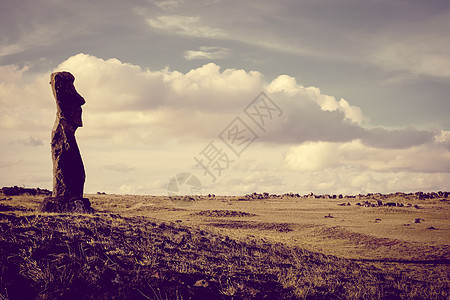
left=39, top=72, right=93, bottom=213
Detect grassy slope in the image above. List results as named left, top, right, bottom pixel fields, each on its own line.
left=0, top=196, right=449, bottom=299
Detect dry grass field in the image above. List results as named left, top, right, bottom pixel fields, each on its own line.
left=1, top=191, right=449, bottom=299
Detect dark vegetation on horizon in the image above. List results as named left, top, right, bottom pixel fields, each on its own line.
left=2, top=186, right=449, bottom=200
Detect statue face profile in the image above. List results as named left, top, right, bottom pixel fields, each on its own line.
left=50, top=72, right=85, bottom=128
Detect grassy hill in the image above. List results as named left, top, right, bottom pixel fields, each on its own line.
left=0, top=195, right=448, bottom=299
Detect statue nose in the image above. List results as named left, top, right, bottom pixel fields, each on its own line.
left=76, top=93, right=86, bottom=106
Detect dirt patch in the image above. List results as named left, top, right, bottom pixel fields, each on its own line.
left=314, top=226, right=450, bottom=261
left=133, top=206, right=187, bottom=212
left=317, top=226, right=402, bottom=248
left=208, top=220, right=293, bottom=232
left=192, top=210, right=257, bottom=218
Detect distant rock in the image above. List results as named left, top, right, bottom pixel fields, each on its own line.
left=192, top=210, right=257, bottom=217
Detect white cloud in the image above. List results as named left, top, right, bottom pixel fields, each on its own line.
left=10, top=136, right=43, bottom=147
left=0, top=53, right=448, bottom=195
left=102, top=163, right=135, bottom=173
left=0, top=64, right=30, bottom=83
left=51, top=54, right=263, bottom=144
left=184, top=46, right=230, bottom=61
left=373, top=37, right=450, bottom=78
left=263, top=75, right=436, bottom=149
left=283, top=135, right=450, bottom=173
left=0, top=65, right=53, bottom=134
left=282, top=141, right=339, bottom=172
left=267, top=75, right=368, bottom=125
left=152, top=0, right=221, bottom=12
left=0, top=159, right=22, bottom=169
left=0, top=44, right=26, bottom=57
left=0, top=53, right=438, bottom=150
left=154, top=0, right=180, bottom=11
left=147, top=15, right=227, bottom=38
left=363, top=127, right=435, bottom=149
left=0, top=1, right=92, bottom=58
left=371, top=12, right=450, bottom=78
left=0, top=24, right=62, bottom=58
left=56, top=54, right=262, bottom=112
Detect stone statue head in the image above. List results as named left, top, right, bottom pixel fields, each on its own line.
left=50, top=72, right=85, bottom=128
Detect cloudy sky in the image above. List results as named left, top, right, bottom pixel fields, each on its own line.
left=1, top=0, right=449, bottom=196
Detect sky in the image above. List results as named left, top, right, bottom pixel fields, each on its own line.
left=1, top=0, right=449, bottom=196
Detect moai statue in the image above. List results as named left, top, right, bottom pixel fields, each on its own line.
left=39, top=72, right=93, bottom=213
